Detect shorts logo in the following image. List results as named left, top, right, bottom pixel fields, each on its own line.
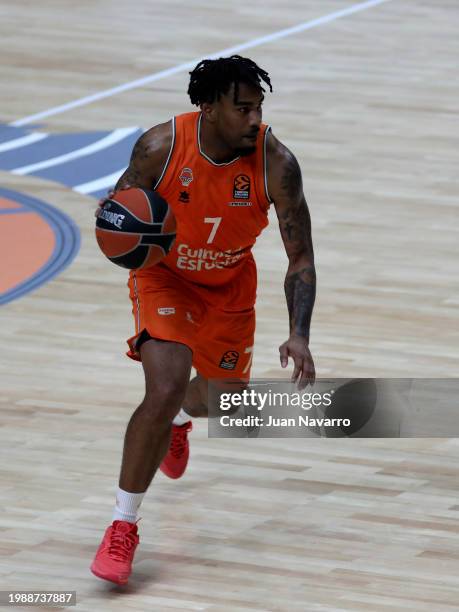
left=158, top=307, right=175, bottom=315
left=233, top=174, right=250, bottom=199
left=219, top=350, right=239, bottom=370
left=179, top=167, right=194, bottom=187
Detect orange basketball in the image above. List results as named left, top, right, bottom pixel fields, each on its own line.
left=95, top=188, right=176, bottom=269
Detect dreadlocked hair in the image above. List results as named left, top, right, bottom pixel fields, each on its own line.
left=188, top=55, right=272, bottom=106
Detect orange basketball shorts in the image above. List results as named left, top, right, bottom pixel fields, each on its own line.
left=126, top=261, right=257, bottom=381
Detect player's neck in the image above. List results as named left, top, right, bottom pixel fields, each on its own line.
left=199, top=116, right=239, bottom=164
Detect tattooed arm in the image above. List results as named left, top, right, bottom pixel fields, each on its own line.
left=114, top=120, right=173, bottom=190
left=94, top=120, right=172, bottom=216
left=267, top=131, right=316, bottom=388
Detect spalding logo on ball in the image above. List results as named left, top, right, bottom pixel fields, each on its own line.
left=95, top=188, right=176, bottom=269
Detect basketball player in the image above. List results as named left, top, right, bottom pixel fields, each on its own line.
left=91, top=55, right=316, bottom=584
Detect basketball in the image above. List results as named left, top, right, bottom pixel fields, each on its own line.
left=95, top=188, right=176, bottom=269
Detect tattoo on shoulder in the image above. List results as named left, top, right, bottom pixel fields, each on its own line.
left=280, top=151, right=302, bottom=200
left=273, top=149, right=312, bottom=252
left=278, top=194, right=312, bottom=256
left=116, top=167, right=140, bottom=189
left=115, top=134, right=153, bottom=190
left=130, top=136, right=150, bottom=163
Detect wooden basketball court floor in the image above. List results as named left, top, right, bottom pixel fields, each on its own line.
left=1, top=0, right=458, bottom=609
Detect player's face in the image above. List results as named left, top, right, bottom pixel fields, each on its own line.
left=215, top=83, right=264, bottom=156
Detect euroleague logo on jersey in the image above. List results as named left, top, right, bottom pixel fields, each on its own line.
left=219, top=350, right=239, bottom=370
left=233, top=174, right=250, bottom=199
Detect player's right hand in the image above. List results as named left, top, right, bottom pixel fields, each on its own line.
left=94, top=189, right=115, bottom=218
left=94, top=184, right=131, bottom=218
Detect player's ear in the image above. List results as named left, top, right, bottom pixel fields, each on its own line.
left=201, top=102, right=217, bottom=124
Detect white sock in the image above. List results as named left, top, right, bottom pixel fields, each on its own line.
left=172, top=407, right=192, bottom=426
left=112, top=487, right=145, bottom=523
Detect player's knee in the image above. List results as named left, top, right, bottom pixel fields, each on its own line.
left=142, top=379, right=185, bottom=423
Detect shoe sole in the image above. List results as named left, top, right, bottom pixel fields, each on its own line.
left=159, top=465, right=186, bottom=479
left=90, top=564, right=129, bottom=586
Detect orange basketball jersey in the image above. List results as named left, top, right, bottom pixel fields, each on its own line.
left=153, top=111, right=272, bottom=286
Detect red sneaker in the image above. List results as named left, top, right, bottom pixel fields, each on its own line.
left=90, top=520, right=139, bottom=585
left=160, top=421, right=192, bottom=479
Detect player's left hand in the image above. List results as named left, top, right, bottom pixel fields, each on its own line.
left=279, top=334, right=315, bottom=389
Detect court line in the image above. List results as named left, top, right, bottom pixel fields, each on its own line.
left=11, top=0, right=392, bottom=127
left=11, top=127, right=140, bottom=175
left=73, top=168, right=127, bottom=195
left=0, top=132, right=48, bottom=153
left=0, top=207, right=28, bottom=215
left=0, top=187, right=80, bottom=305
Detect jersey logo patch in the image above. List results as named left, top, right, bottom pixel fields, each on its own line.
left=233, top=174, right=250, bottom=199
left=179, top=167, right=194, bottom=187
left=219, top=350, right=239, bottom=370
left=158, top=307, right=175, bottom=315
left=179, top=191, right=190, bottom=203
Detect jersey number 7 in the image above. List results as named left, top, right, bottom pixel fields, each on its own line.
left=204, top=217, right=222, bottom=244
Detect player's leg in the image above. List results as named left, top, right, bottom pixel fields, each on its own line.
left=91, top=338, right=192, bottom=585
left=159, top=372, right=248, bottom=479
left=91, top=267, right=204, bottom=584
left=119, top=337, right=193, bottom=492
left=182, top=374, right=208, bottom=417
left=159, top=303, right=256, bottom=479
left=157, top=372, right=204, bottom=479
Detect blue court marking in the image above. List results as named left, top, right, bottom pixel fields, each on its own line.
left=0, top=131, right=108, bottom=170
left=0, top=188, right=81, bottom=305
left=0, top=206, right=27, bottom=215
left=0, top=123, right=140, bottom=198
left=0, top=125, right=34, bottom=143
left=35, top=130, right=141, bottom=186
left=88, top=187, right=113, bottom=200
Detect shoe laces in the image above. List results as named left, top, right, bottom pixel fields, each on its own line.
left=108, top=523, right=137, bottom=562
left=170, top=423, right=190, bottom=459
